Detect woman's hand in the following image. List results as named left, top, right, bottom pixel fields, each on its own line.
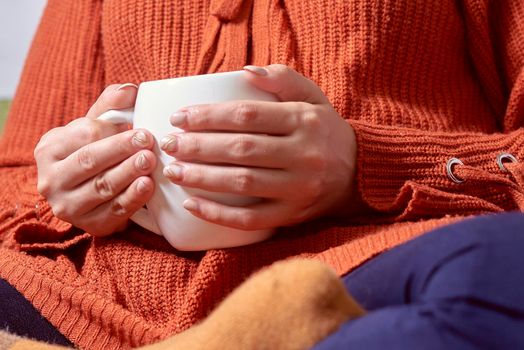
left=160, top=65, right=357, bottom=230
left=34, top=84, right=157, bottom=236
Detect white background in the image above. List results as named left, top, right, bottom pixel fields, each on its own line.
left=0, top=0, right=47, bottom=99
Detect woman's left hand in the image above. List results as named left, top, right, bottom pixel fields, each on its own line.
left=160, top=64, right=357, bottom=230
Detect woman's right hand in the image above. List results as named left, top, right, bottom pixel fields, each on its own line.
left=34, top=84, right=157, bottom=236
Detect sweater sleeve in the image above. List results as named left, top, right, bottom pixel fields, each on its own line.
left=349, top=0, right=524, bottom=221
left=0, top=0, right=105, bottom=239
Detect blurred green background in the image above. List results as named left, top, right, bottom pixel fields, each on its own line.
left=0, top=100, right=10, bottom=134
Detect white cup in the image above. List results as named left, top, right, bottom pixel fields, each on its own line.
left=98, top=71, right=277, bottom=250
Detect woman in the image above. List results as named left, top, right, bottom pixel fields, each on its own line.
left=0, top=0, right=523, bottom=348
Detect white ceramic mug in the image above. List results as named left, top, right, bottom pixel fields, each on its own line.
left=98, top=71, right=277, bottom=250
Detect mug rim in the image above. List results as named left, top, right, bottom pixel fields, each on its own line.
left=138, top=70, right=245, bottom=89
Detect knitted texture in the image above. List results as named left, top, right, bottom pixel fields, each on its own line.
left=0, top=0, right=523, bottom=348
left=0, top=259, right=363, bottom=350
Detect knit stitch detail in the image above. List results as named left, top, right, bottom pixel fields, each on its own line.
left=0, top=0, right=523, bottom=348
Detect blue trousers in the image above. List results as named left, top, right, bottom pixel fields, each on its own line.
left=0, top=278, right=72, bottom=345
left=313, top=212, right=524, bottom=350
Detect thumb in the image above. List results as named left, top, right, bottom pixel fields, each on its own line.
left=243, top=64, right=329, bottom=104
left=85, top=83, right=138, bottom=119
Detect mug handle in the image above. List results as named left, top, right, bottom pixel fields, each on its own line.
left=98, top=109, right=162, bottom=236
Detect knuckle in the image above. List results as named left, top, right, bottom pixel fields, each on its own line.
left=110, top=200, right=129, bottom=217
left=94, top=175, right=115, bottom=200
left=184, top=166, right=203, bottom=185
left=233, top=103, right=258, bottom=125
left=233, top=169, right=255, bottom=194
left=34, top=127, right=62, bottom=159
left=230, top=136, right=256, bottom=159
left=303, top=151, right=328, bottom=171
left=37, top=179, right=52, bottom=196
left=33, top=144, right=43, bottom=159
left=34, top=134, right=50, bottom=158
left=190, top=106, right=207, bottom=125
left=184, top=135, right=202, bottom=155
left=117, top=131, right=136, bottom=153
left=77, top=123, right=102, bottom=143
left=76, top=145, right=96, bottom=171
left=110, top=183, right=148, bottom=217
left=51, top=203, right=70, bottom=221
left=304, top=178, right=324, bottom=204
left=300, top=108, right=322, bottom=129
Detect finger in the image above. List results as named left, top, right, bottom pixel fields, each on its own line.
left=48, top=83, right=138, bottom=159
left=161, top=132, right=293, bottom=168
left=41, top=118, right=127, bottom=161
left=37, top=83, right=138, bottom=162
left=76, top=176, right=155, bottom=237
left=85, top=83, right=138, bottom=119
left=182, top=196, right=292, bottom=230
left=163, top=162, right=303, bottom=199
left=243, top=64, right=329, bottom=105
left=170, top=101, right=301, bottom=135
left=55, top=128, right=154, bottom=187
left=67, top=150, right=156, bottom=215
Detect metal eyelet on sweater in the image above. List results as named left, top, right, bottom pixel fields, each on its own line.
left=446, top=158, right=465, bottom=184
left=496, top=153, right=518, bottom=172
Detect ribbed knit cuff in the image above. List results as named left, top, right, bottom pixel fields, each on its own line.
left=350, top=121, right=524, bottom=219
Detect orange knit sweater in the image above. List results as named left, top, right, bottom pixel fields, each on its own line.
left=0, top=0, right=523, bottom=349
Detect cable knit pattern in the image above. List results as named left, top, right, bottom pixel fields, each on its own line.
left=0, top=0, right=523, bottom=348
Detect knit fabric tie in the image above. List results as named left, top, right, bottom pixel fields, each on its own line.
left=195, top=0, right=297, bottom=74
left=195, top=0, right=253, bottom=73
left=210, top=0, right=246, bottom=20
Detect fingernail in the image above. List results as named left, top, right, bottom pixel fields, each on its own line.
left=132, top=131, right=148, bottom=148
left=160, top=135, right=178, bottom=152
left=243, top=65, right=268, bottom=76
left=136, top=153, right=150, bottom=170
left=117, top=83, right=139, bottom=91
left=163, top=164, right=184, bottom=180
left=137, top=179, right=149, bottom=194
left=170, top=111, right=188, bottom=126
left=183, top=198, right=199, bottom=212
